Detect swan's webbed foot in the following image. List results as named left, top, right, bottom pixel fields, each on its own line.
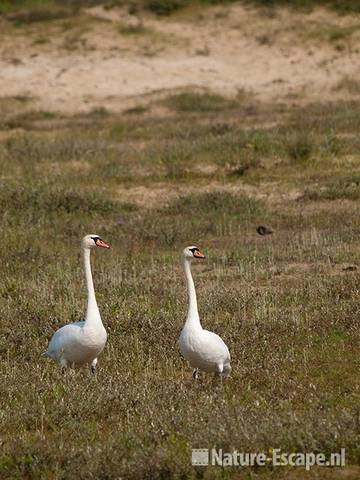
left=91, top=358, right=98, bottom=375
left=192, top=369, right=199, bottom=380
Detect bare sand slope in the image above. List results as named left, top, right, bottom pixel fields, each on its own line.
left=0, top=4, right=359, bottom=113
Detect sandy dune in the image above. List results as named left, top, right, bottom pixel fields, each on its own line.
left=0, top=4, right=359, bottom=113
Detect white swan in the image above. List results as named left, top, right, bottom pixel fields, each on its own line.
left=42, top=234, right=110, bottom=373
left=179, top=246, right=231, bottom=379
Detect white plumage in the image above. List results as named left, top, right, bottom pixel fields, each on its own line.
left=179, top=246, right=231, bottom=378
left=42, top=234, right=109, bottom=372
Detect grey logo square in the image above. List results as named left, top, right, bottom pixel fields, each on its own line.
left=192, top=449, right=209, bottom=466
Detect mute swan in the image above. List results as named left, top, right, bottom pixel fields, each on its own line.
left=42, top=234, right=110, bottom=373
left=179, top=246, right=231, bottom=379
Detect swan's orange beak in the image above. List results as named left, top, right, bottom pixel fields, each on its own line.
left=95, top=238, right=110, bottom=249
left=193, top=249, right=205, bottom=259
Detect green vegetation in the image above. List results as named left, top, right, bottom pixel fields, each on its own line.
left=123, top=105, right=149, bottom=115
left=145, top=0, right=188, bottom=15
left=309, top=23, right=360, bottom=45
left=1, top=85, right=360, bottom=478
left=164, top=92, right=238, bottom=113
left=2, top=110, right=58, bottom=130
left=2, top=0, right=360, bottom=18
left=1, top=0, right=360, bottom=475
left=244, top=0, right=360, bottom=13
left=118, top=22, right=151, bottom=35
left=6, top=7, right=73, bottom=26
left=305, top=174, right=360, bottom=200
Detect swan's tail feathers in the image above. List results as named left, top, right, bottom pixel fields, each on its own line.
left=41, top=351, right=50, bottom=358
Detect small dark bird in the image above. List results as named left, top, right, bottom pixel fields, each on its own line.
left=342, top=265, right=357, bottom=272
left=257, top=225, right=273, bottom=236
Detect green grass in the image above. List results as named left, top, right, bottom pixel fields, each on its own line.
left=244, top=0, right=360, bottom=13
left=0, top=93, right=360, bottom=479
left=129, top=191, right=265, bottom=246
left=286, top=131, right=314, bottom=162
left=308, top=23, right=360, bottom=46
left=164, top=92, right=238, bottom=113
left=3, top=110, right=59, bottom=129
left=304, top=174, right=360, bottom=200
left=2, top=0, right=360, bottom=19
left=145, top=0, right=189, bottom=15
left=118, top=23, right=151, bottom=35
left=123, top=105, right=149, bottom=115
left=6, top=7, right=73, bottom=26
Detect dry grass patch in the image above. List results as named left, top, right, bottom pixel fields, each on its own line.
left=0, top=95, right=360, bottom=478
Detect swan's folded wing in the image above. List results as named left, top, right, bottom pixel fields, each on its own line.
left=46, top=322, right=85, bottom=358
left=201, top=329, right=231, bottom=363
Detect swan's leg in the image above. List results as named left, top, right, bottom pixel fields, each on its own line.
left=223, top=364, right=231, bottom=379
left=192, top=368, right=199, bottom=380
left=91, top=358, right=98, bottom=375
left=60, top=358, right=68, bottom=374
left=214, top=364, right=225, bottom=383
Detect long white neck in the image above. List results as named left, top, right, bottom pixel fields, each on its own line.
left=183, top=258, right=202, bottom=330
left=83, top=247, right=101, bottom=328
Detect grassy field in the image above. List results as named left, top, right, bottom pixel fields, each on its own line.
left=1, top=0, right=360, bottom=17
left=1, top=86, right=360, bottom=478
